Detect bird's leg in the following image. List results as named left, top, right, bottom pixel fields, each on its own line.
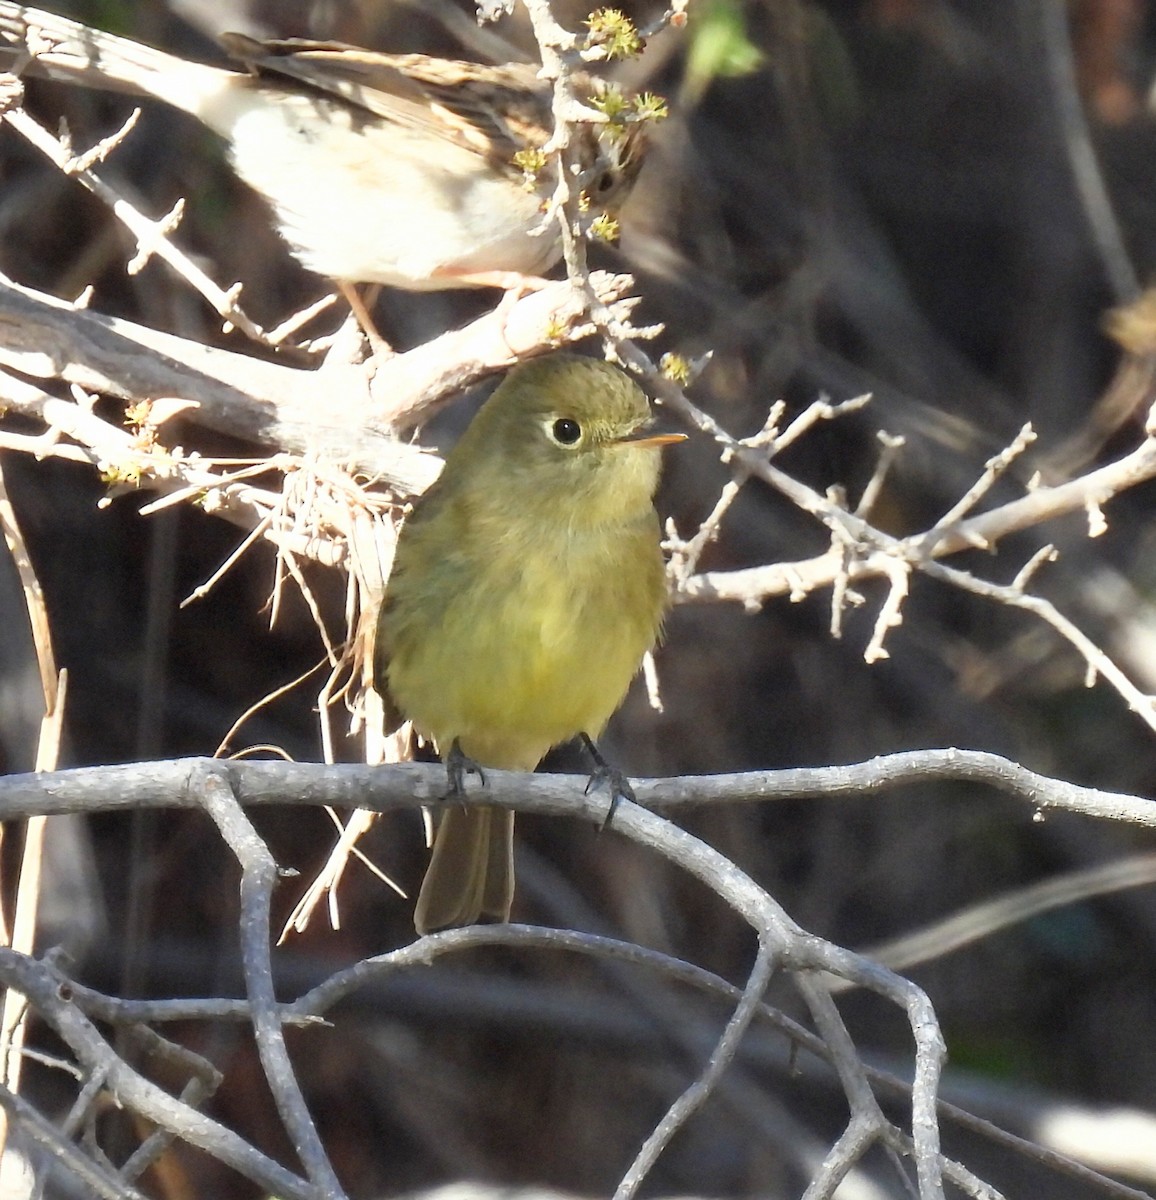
left=445, top=737, right=486, bottom=797
left=338, top=281, right=393, bottom=358
left=579, top=732, right=636, bottom=830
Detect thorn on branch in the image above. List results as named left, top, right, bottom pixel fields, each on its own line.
left=1011, top=544, right=1058, bottom=592
left=126, top=197, right=185, bottom=275
left=863, top=557, right=911, bottom=664
left=1085, top=496, right=1108, bottom=537
left=856, top=430, right=906, bottom=519
left=67, top=108, right=140, bottom=174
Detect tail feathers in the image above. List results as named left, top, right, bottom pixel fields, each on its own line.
left=0, top=3, right=244, bottom=132
left=414, top=805, right=514, bottom=935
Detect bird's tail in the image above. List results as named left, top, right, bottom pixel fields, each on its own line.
left=0, top=3, right=242, bottom=130
left=414, top=805, right=515, bottom=935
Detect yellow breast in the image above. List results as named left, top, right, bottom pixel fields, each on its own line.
left=381, top=511, right=667, bottom=772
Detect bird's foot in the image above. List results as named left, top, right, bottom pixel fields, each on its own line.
left=338, top=281, right=394, bottom=359
left=580, top=733, right=636, bottom=831
left=445, top=737, right=486, bottom=797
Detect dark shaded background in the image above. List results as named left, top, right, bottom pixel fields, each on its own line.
left=3, top=0, right=1156, bottom=1196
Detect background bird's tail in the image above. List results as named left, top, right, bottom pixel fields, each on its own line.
left=0, top=3, right=242, bottom=130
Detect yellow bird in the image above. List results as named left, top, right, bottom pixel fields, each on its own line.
left=374, top=354, right=683, bottom=933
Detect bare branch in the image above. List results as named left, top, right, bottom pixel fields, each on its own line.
left=862, top=554, right=911, bottom=664
left=0, top=946, right=315, bottom=1199
left=917, top=423, right=1037, bottom=548
left=855, top=429, right=906, bottom=520
left=1, top=104, right=271, bottom=342
left=0, top=750, right=1153, bottom=829
left=191, top=763, right=346, bottom=1199
left=0, top=270, right=638, bottom=476
left=801, top=1112, right=888, bottom=1200
left=8, top=748, right=1155, bottom=1194
left=7, top=916, right=1144, bottom=1200
left=917, top=555, right=1156, bottom=736
left=681, top=413, right=1156, bottom=607
left=115, top=1024, right=223, bottom=1185
left=0, top=1081, right=151, bottom=1200
left=614, top=937, right=778, bottom=1199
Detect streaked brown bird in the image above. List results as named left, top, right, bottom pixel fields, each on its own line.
left=0, top=3, right=648, bottom=295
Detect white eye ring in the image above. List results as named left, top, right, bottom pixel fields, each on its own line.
left=545, top=416, right=583, bottom=447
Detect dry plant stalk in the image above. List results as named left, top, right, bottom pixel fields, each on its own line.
left=0, top=458, right=66, bottom=1158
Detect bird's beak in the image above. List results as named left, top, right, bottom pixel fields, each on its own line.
left=625, top=431, right=688, bottom=449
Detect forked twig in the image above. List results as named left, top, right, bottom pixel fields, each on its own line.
left=614, top=937, right=778, bottom=1199
left=0, top=103, right=271, bottom=343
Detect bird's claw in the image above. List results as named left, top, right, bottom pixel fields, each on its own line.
left=445, top=737, right=486, bottom=797
left=579, top=733, right=636, bottom=831
left=585, top=764, right=636, bottom=831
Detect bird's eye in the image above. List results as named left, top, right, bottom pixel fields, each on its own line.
left=550, top=417, right=582, bottom=446
left=593, top=170, right=615, bottom=196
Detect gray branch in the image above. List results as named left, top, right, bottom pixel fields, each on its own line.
left=192, top=761, right=346, bottom=1199
left=2, top=749, right=1151, bottom=1199
left=0, top=750, right=1150, bottom=827
left=0, top=269, right=640, bottom=479
left=0, top=947, right=315, bottom=1199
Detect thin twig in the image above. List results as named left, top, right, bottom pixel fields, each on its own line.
left=833, top=852, right=1156, bottom=991
left=0, top=947, right=314, bottom=1198
left=916, top=423, right=1038, bottom=552
left=862, top=554, right=911, bottom=664
left=115, top=1024, right=223, bottom=1185
left=802, top=1112, right=891, bottom=1200
left=0, top=1082, right=151, bottom=1200
left=614, top=937, right=779, bottom=1198
left=681, top=411, right=1156, bottom=608
left=191, top=763, right=346, bottom=1199
left=918, top=555, right=1156, bottom=735
left=855, top=430, right=906, bottom=519
left=0, top=105, right=270, bottom=342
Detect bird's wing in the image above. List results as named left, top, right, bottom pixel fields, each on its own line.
left=218, top=34, right=549, bottom=166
